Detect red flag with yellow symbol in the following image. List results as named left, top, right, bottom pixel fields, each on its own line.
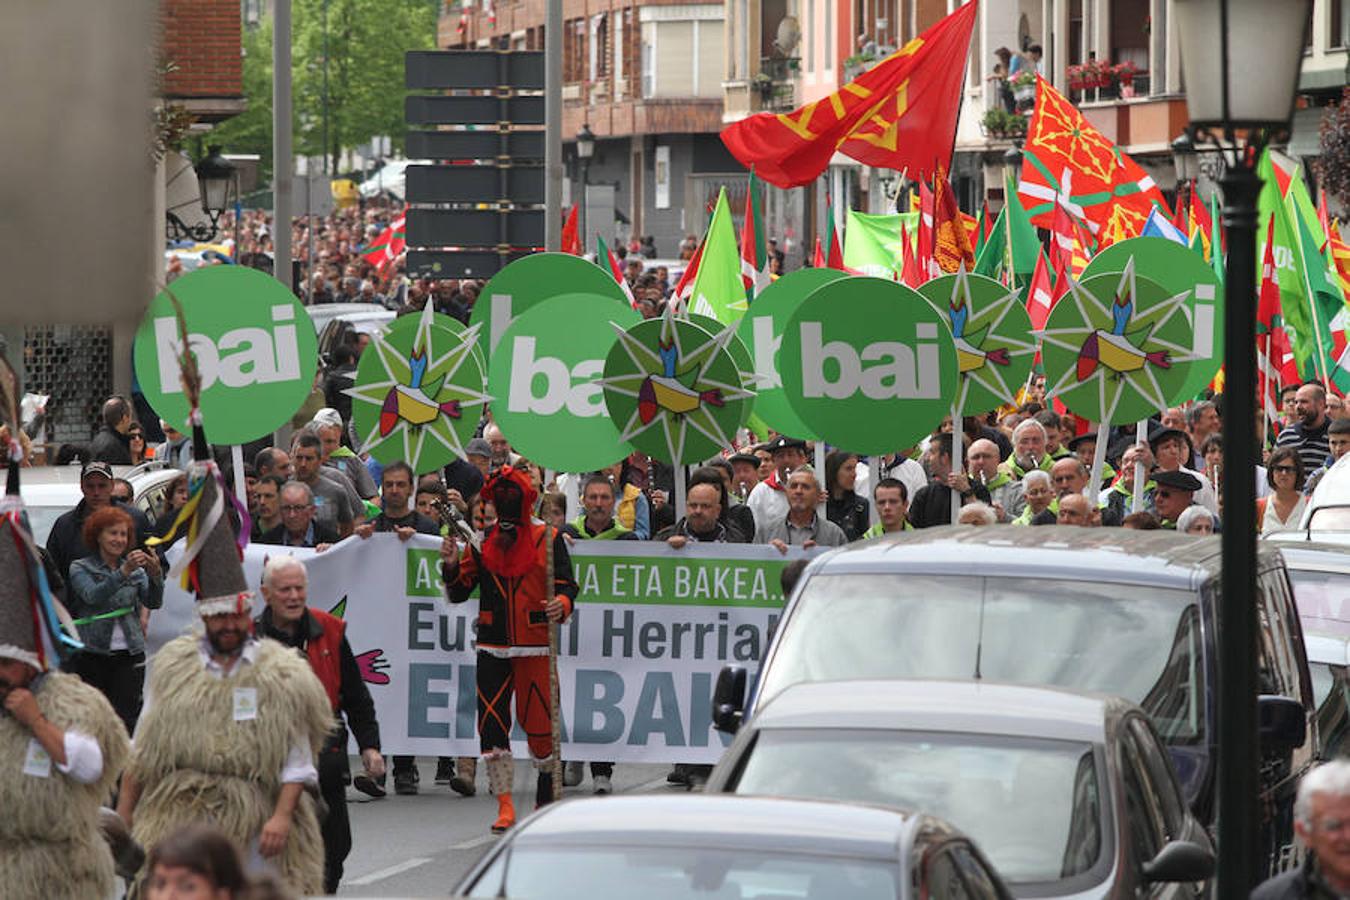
left=932, top=173, right=975, bottom=273
left=720, top=0, right=978, bottom=189
left=1018, top=76, right=1165, bottom=235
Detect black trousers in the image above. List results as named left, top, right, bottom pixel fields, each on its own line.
left=65, top=650, right=144, bottom=736
left=319, top=751, right=351, bottom=894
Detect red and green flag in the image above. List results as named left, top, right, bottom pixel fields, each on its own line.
left=361, top=207, right=407, bottom=273
left=1018, top=76, right=1165, bottom=236
left=596, top=235, right=637, bottom=309
left=739, top=168, right=771, bottom=304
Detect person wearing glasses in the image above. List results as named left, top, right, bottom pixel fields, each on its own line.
left=1259, top=448, right=1308, bottom=536
left=1151, top=470, right=1203, bottom=531
left=256, top=481, right=339, bottom=549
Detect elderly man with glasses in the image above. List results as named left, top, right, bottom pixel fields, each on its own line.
left=256, top=481, right=339, bottom=550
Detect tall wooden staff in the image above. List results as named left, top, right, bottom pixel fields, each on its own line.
left=546, top=524, right=563, bottom=801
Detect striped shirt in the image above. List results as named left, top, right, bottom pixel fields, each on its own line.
left=1275, top=419, right=1331, bottom=476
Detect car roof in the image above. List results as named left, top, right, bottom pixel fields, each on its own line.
left=751, top=679, right=1123, bottom=744
left=511, top=794, right=927, bottom=860
left=1275, top=541, right=1350, bottom=571
left=807, top=526, right=1279, bottom=590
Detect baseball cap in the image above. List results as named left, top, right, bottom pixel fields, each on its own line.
left=81, top=461, right=114, bottom=480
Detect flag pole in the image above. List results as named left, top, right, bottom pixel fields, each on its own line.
left=1131, top=420, right=1148, bottom=514
left=950, top=408, right=963, bottom=526
left=1087, top=420, right=1110, bottom=506
left=1293, top=209, right=1335, bottom=391
left=1259, top=332, right=1271, bottom=450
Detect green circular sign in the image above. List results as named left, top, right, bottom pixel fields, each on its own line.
left=489, top=293, right=641, bottom=472
left=133, top=266, right=318, bottom=445
left=1082, top=236, right=1224, bottom=402
left=471, top=253, right=630, bottom=362
left=918, top=271, right=1038, bottom=418
left=780, top=277, right=958, bottom=456
left=346, top=315, right=489, bottom=474
left=601, top=315, right=753, bottom=465
left=386, top=305, right=487, bottom=377
left=1040, top=266, right=1196, bottom=425
left=686, top=313, right=756, bottom=423
left=733, top=269, right=849, bottom=441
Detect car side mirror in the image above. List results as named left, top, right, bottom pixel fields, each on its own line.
left=712, top=665, right=747, bottom=734
left=1259, top=694, right=1308, bottom=756
left=1141, top=840, right=1215, bottom=883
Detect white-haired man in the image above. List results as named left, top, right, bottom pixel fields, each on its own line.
left=254, top=556, right=384, bottom=894
left=1000, top=418, right=1053, bottom=481
left=1253, top=759, right=1350, bottom=897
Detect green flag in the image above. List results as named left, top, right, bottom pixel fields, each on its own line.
left=974, top=208, right=1006, bottom=279
left=842, top=209, right=918, bottom=278
left=688, top=188, right=746, bottom=325
left=1292, top=205, right=1348, bottom=390
left=1258, top=150, right=1317, bottom=382
left=1209, top=192, right=1224, bottom=288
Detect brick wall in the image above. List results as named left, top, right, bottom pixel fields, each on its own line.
left=161, top=0, right=242, bottom=98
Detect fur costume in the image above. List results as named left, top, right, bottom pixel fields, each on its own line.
left=129, top=634, right=334, bottom=895
left=0, top=671, right=130, bottom=900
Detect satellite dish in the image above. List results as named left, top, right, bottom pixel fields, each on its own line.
left=773, top=16, right=801, bottom=56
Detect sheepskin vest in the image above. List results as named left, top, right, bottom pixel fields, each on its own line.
left=129, top=635, right=335, bottom=896
left=0, top=670, right=130, bottom=900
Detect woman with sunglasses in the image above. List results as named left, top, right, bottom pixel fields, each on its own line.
left=1259, top=447, right=1308, bottom=535
left=127, top=426, right=148, bottom=465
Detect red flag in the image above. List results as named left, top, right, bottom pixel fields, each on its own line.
left=561, top=204, right=581, bottom=255
left=1258, top=216, right=1299, bottom=421
left=739, top=169, right=770, bottom=301
left=1026, top=249, right=1055, bottom=331
left=1018, top=76, right=1166, bottom=235
left=811, top=235, right=825, bottom=268
left=1171, top=190, right=1189, bottom=236
left=899, top=223, right=923, bottom=287
left=672, top=240, right=704, bottom=309
left=361, top=208, right=407, bottom=274
left=932, top=172, right=975, bottom=274
left=917, top=181, right=937, bottom=279
left=719, top=1, right=978, bottom=188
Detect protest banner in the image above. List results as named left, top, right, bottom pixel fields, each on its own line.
left=148, top=535, right=809, bottom=764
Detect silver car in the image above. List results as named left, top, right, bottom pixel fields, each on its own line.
left=705, top=680, right=1214, bottom=898
left=455, top=793, right=1015, bottom=899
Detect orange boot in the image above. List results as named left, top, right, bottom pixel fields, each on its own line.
left=487, top=754, right=516, bottom=833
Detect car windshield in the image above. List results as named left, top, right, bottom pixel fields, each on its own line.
left=1311, top=663, right=1336, bottom=708
left=759, top=574, right=1204, bottom=742
left=1288, top=569, right=1350, bottom=623
left=730, top=729, right=1104, bottom=885
left=466, top=845, right=901, bottom=900
left=1309, top=507, right=1350, bottom=530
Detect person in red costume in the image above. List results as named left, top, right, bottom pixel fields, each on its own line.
left=441, top=465, right=578, bottom=833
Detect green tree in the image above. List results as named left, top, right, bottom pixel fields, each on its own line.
left=209, top=20, right=275, bottom=173
left=294, top=0, right=438, bottom=174
left=209, top=1, right=437, bottom=180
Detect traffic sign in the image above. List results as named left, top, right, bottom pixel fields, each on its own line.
left=405, top=49, right=544, bottom=90
left=405, top=130, right=545, bottom=161
left=406, top=165, right=543, bottom=205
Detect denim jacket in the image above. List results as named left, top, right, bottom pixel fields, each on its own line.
left=67, top=555, right=164, bottom=655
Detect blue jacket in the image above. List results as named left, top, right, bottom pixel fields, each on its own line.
left=67, top=555, right=163, bottom=655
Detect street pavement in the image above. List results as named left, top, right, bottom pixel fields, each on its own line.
left=337, top=757, right=681, bottom=896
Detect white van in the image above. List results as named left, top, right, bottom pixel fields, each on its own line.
left=1299, top=453, right=1350, bottom=532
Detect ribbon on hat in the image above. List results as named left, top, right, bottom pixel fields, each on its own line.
left=1, top=504, right=82, bottom=667
left=147, top=461, right=252, bottom=594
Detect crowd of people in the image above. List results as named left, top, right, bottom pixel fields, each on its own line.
left=9, top=201, right=1347, bottom=895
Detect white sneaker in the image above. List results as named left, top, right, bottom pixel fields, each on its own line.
left=593, top=775, right=612, bottom=795
left=563, top=760, right=585, bottom=787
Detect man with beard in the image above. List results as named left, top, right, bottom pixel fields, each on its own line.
left=119, top=433, right=333, bottom=895
left=1276, top=383, right=1333, bottom=476
left=442, top=466, right=578, bottom=833
left=0, top=458, right=130, bottom=900
left=998, top=419, right=1054, bottom=482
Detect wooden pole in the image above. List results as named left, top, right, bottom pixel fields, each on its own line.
left=546, top=524, right=562, bottom=801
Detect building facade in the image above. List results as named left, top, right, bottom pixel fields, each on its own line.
left=449, top=0, right=739, bottom=259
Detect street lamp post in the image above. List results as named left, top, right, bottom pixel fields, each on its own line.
left=166, top=145, right=237, bottom=243
left=1172, top=0, right=1311, bottom=892
left=576, top=124, right=595, bottom=253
